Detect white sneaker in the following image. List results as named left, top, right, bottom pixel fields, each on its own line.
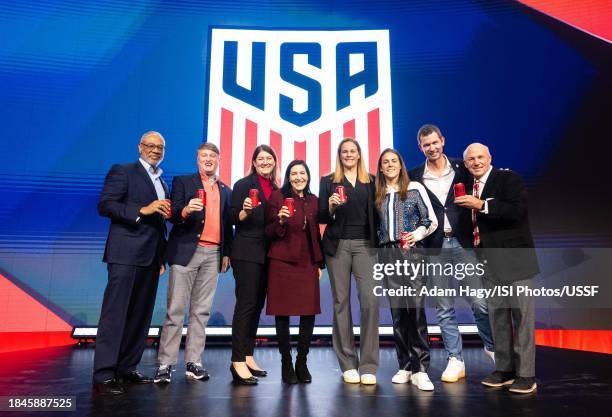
left=484, top=347, right=495, bottom=362
left=441, top=357, right=465, bottom=382
left=360, top=373, right=377, bottom=385
left=411, top=372, right=434, bottom=391
left=342, top=369, right=360, bottom=384
left=391, top=370, right=411, bottom=384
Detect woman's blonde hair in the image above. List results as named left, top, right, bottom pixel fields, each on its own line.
left=332, top=137, right=371, bottom=183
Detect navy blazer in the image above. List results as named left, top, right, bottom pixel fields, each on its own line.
left=230, top=173, right=277, bottom=264
left=409, top=158, right=473, bottom=250
left=164, top=174, right=233, bottom=269
left=469, top=168, right=540, bottom=283
left=98, top=161, right=168, bottom=267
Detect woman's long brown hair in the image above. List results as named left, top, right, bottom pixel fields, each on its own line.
left=250, top=144, right=280, bottom=187
left=374, top=148, right=410, bottom=208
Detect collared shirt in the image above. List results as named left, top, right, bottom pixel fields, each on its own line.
left=139, top=158, right=165, bottom=200
left=474, top=165, right=494, bottom=214
left=422, top=155, right=454, bottom=232
left=199, top=175, right=221, bottom=246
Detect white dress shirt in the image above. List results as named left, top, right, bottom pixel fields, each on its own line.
left=474, top=165, right=493, bottom=214
left=422, top=155, right=454, bottom=232
left=139, top=158, right=166, bottom=200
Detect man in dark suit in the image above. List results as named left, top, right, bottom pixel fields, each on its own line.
left=456, top=143, right=539, bottom=394
left=93, top=131, right=169, bottom=395
left=154, top=142, right=232, bottom=383
left=409, top=124, right=494, bottom=383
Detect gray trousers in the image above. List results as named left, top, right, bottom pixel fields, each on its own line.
left=158, top=246, right=220, bottom=365
left=325, top=239, right=379, bottom=374
left=484, top=277, right=536, bottom=377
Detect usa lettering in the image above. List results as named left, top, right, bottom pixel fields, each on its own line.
left=222, top=40, right=379, bottom=126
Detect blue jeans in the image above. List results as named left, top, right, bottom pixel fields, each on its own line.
left=431, top=237, right=494, bottom=360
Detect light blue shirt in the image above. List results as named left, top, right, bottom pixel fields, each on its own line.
left=139, top=158, right=166, bottom=200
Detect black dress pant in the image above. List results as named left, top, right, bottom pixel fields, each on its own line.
left=381, top=245, right=430, bottom=372
left=93, top=262, right=160, bottom=382
left=390, top=304, right=430, bottom=372
left=231, top=259, right=267, bottom=362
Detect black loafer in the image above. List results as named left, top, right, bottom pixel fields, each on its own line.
left=120, top=370, right=154, bottom=384
left=93, top=378, right=126, bottom=395
left=247, top=365, right=267, bottom=377
left=509, top=377, right=537, bottom=394
left=481, top=371, right=515, bottom=387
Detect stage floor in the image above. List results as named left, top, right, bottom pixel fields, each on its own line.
left=0, top=343, right=610, bottom=417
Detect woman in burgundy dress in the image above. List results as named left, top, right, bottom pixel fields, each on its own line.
left=265, top=160, right=323, bottom=384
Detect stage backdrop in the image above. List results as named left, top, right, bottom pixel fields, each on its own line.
left=1, top=0, right=611, bottom=351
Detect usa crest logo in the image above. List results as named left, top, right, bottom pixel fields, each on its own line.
left=205, top=27, right=393, bottom=191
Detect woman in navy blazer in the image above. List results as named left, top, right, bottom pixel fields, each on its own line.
left=229, top=144, right=279, bottom=385
left=265, top=160, right=323, bottom=384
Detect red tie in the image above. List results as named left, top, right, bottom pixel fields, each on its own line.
left=472, top=180, right=481, bottom=247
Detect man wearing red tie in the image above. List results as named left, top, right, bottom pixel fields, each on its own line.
left=455, top=143, right=539, bottom=394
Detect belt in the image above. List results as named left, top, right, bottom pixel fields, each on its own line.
left=443, top=231, right=454, bottom=239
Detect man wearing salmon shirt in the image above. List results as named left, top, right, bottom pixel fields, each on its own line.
left=154, top=142, right=232, bottom=383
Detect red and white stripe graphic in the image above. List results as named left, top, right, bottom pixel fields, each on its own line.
left=219, top=107, right=382, bottom=192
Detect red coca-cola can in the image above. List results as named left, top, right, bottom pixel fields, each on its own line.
left=164, top=199, right=172, bottom=219
left=196, top=188, right=206, bottom=206
left=249, top=189, right=260, bottom=207
left=454, top=183, right=466, bottom=197
left=335, top=185, right=347, bottom=203
left=400, top=231, right=412, bottom=250
left=283, top=198, right=295, bottom=217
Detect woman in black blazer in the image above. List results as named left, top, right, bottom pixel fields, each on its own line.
left=229, top=144, right=279, bottom=385
left=319, top=137, right=380, bottom=385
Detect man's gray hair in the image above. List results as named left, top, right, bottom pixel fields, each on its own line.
left=140, top=131, right=165, bottom=143
left=463, top=142, right=491, bottom=160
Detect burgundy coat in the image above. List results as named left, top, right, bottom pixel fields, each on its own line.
left=264, top=190, right=324, bottom=267
left=265, top=189, right=323, bottom=315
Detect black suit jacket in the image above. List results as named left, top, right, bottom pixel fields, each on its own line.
left=318, top=174, right=378, bottom=256
left=98, top=161, right=168, bottom=267
left=409, top=158, right=473, bottom=250
left=230, top=173, right=277, bottom=264
left=469, top=168, right=540, bottom=283
left=164, top=174, right=233, bottom=269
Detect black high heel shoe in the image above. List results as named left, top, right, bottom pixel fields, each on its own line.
left=247, top=365, right=268, bottom=377
left=230, top=364, right=258, bottom=385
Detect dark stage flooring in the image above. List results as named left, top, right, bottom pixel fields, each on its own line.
left=0, top=343, right=610, bottom=417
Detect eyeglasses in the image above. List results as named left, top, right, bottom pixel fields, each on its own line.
left=140, top=143, right=166, bottom=152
